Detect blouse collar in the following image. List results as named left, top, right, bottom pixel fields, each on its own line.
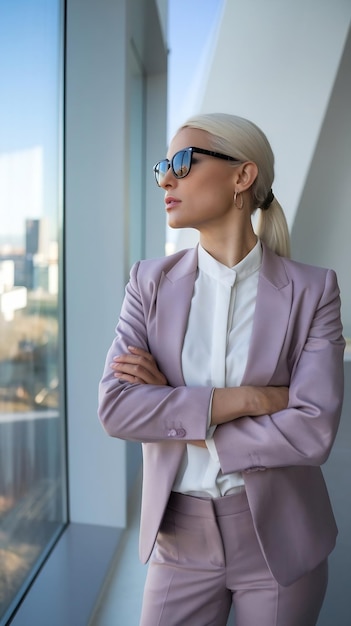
left=198, top=239, right=262, bottom=285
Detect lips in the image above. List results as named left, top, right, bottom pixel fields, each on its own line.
left=165, top=196, right=181, bottom=209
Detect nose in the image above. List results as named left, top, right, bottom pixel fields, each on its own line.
left=159, top=166, right=177, bottom=189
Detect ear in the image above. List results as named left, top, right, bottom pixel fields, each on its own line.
left=233, top=161, right=258, bottom=193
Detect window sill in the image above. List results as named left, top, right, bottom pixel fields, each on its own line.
left=8, top=523, right=123, bottom=626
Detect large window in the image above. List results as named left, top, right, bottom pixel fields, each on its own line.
left=0, top=1, right=66, bottom=623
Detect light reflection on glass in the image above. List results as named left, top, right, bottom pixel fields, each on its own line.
left=0, top=1, right=66, bottom=621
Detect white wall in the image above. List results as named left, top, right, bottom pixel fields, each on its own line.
left=291, top=27, right=351, bottom=337
left=199, top=0, right=351, bottom=229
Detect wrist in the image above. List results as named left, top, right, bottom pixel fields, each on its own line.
left=211, top=386, right=250, bottom=425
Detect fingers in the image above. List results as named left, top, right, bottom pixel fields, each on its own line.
left=111, top=359, right=155, bottom=384
left=126, top=346, right=155, bottom=361
left=110, top=346, right=167, bottom=385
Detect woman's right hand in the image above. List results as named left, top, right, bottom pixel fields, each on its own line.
left=211, top=385, right=289, bottom=426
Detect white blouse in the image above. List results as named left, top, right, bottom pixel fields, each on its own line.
left=172, top=240, right=262, bottom=497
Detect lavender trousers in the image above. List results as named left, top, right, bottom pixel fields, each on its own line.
left=140, top=490, right=328, bottom=626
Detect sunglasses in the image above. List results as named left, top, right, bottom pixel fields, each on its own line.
left=153, top=146, right=239, bottom=187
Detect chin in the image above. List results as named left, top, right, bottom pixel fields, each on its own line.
left=167, top=215, right=197, bottom=230
left=167, top=218, right=187, bottom=230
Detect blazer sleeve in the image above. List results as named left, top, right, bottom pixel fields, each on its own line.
left=98, top=261, right=212, bottom=443
left=213, top=268, right=345, bottom=474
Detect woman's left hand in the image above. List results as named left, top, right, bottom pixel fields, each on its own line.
left=111, top=346, right=168, bottom=385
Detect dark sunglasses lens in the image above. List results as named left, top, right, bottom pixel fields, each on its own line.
left=172, top=149, right=191, bottom=178
left=154, top=160, right=169, bottom=185
left=154, top=150, right=192, bottom=185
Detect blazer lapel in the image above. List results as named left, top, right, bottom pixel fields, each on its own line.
left=151, top=246, right=199, bottom=387
left=242, top=244, right=293, bottom=385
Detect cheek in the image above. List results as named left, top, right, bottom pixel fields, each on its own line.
left=199, top=169, right=233, bottom=196
left=199, top=182, right=234, bottom=210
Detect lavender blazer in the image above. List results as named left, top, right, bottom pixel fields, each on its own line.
left=98, top=242, right=345, bottom=586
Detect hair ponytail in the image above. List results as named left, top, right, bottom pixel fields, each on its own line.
left=255, top=197, right=291, bottom=258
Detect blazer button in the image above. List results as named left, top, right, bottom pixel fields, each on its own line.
left=168, top=429, right=177, bottom=437
left=176, top=428, right=186, bottom=437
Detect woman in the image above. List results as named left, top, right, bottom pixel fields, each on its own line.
left=98, top=113, right=345, bottom=626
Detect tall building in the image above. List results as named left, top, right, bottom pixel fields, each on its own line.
left=25, top=218, right=49, bottom=257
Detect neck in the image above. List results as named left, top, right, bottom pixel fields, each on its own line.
left=199, top=226, right=258, bottom=267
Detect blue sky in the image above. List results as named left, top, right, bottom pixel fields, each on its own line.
left=0, top=0, right=61, bottom=244
left=0, top=1, right=60, bottom=153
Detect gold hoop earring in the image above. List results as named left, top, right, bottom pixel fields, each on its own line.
left=234, top=190, right=244, bottom=210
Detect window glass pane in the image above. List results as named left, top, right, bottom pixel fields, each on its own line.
left=0, top=1, right=66, bottom=622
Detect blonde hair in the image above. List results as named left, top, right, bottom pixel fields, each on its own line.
left=179, top=113, right=290, bottom=257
